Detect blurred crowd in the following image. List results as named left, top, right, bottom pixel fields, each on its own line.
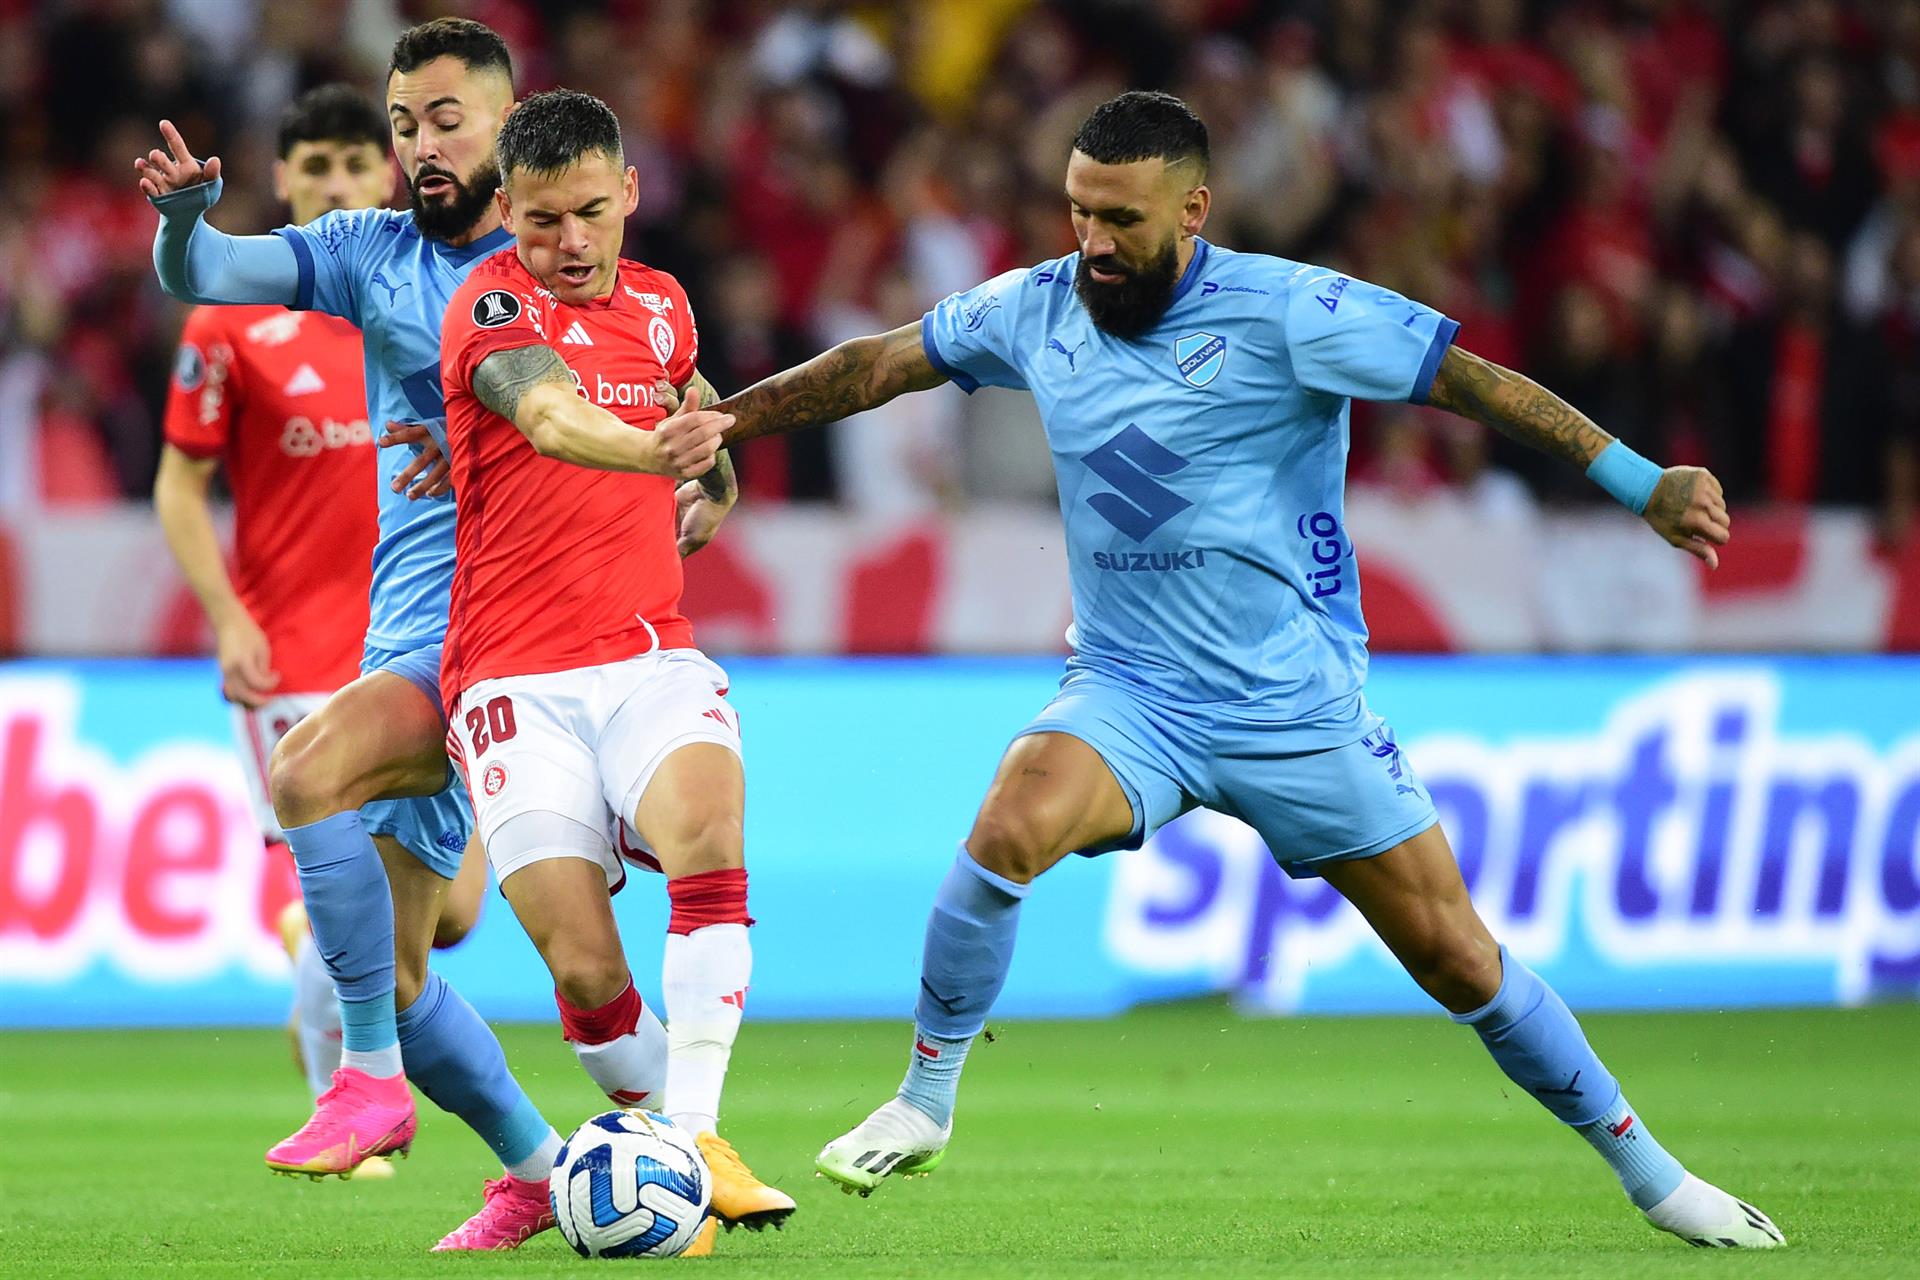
left=4, top=0, right=1920, bottom=540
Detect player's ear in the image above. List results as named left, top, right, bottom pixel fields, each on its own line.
left=384, top=154, right=400, bottom=205
left=622, top=166, right=639, bottom=219
left=271, top=157, right=289, bottom=205
left=495, top=185, right=514, bottom=233
left=1182, top=182, right=1210, bottom=239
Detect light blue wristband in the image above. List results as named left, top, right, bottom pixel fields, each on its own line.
left=1585, top=441, right=1662, bottom=515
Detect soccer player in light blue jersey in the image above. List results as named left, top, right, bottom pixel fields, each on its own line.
left=713, top=92, right=1782, bottom=1249
left=137, top=19, right=582, bottom=1250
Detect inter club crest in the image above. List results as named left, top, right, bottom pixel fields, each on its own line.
left=1175, top=332, right=1226, bottom=387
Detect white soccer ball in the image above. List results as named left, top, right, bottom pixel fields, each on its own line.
left=550, top=1110, right=712, bottom=1259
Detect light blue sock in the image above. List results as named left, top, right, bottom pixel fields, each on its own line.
left=898, top=844, right=1030, bottom=1127
left=397, top=972, right=560, bottom=1178
left=284, top=812, right=396, bottom=1063
left=1454, top=948, right=1684, bottom=1209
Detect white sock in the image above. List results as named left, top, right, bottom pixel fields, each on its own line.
left=571, top=1001, right=670, bottom=1109
left=662, top=923, right=751, bottom=1135
left=506, top=1128, right=564, bottom=1182
left=292, top=934, right=342, bottom=1097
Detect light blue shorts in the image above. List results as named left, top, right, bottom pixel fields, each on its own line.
left=1019, top=669, right=1438, bottom=879
left=357, top=640, right=470, bottom=880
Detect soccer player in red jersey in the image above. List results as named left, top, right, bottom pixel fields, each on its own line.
left=436, top=89, right=793, bottom=1242
left=154, top=85, right=486, bottom=1116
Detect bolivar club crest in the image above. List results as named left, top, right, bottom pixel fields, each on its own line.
left=1175, top=332, right=1226, bottom=386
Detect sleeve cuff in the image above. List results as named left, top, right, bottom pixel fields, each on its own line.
left=920, top=317, right=978, bottom=394
left=162, top=435, right=224, bottom=460
left=273, top=226, right=315, bottom=312
left=1408, top=316, right=1460, bottom=405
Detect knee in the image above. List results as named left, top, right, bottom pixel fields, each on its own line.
left=431, top=907, right=476, bottom=950
left=966, top=805, right=1066, bottom=885
left=549, top=945, right=631, bottom=1012
left=649, top=805, right=743, bottom=878
left=1406, top=929, right=1503, bottom=1015
left=269, top=730, right=346, bottom=827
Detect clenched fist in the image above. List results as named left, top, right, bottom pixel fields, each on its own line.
left=1644, top=466, right=1732, bottom=569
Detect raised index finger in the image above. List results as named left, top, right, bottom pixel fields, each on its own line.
left=159, top=119, right=196, bottom=166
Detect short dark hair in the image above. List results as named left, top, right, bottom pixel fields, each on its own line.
left=1071, top=91, right=1209, bottom=175
left=496, top=89, right=623, bottom=179
left=277, top=84, right=387, bottom=158
left=389, top=16, right=514, bottom=84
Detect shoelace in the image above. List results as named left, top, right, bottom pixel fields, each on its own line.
left=279, top=1072, right=360, bottom=1143
left=698, top=1135, right=754, bottom=1179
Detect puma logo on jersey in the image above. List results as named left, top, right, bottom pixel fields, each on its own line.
left=560, top=320, right=594, bottom=346
left=282, top=363, right=326, bottom=397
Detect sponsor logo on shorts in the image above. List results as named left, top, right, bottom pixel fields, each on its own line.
left=472, top=289, right=522, bottom=328
left=483, top=762, right=508, bottom=797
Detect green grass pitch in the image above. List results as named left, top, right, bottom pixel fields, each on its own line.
left=2, top=1003, right=1914, bottom=1278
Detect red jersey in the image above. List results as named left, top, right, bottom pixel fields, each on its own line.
left=163, top=306, right=376, bottom=693
left=439, top=250, right=701, bottom=699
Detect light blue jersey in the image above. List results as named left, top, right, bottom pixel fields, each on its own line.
left=924, top=239, right=1456, bottom=746
left=276, top=209, right=514, bottom=650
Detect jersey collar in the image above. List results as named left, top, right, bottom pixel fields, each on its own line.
left=1169, top=237, right=1211, bottom=307
left=421, top=222, right=514, bottom=262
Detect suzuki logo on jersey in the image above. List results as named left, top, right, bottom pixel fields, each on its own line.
left=472, top=289, right=522, bottom=328
left=1082, top=424, right=1193, bottom=541
left=1175, top=333, right=1227, bottom=387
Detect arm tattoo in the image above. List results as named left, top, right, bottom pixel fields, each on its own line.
left=717, top=321, right=948, bottom=446
left=473, top=343, right=573, bottom=423
left=1425, top=346, right=1614, bottom=470
left=682, top=368, right=737, bottom=504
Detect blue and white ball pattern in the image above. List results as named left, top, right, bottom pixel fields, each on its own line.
left=550, top=1110, right=712, bottom=1258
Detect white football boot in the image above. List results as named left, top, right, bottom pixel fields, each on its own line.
left=1644, top=1174, right=1785, bottom=1247
left=815, top=1098, right=951, bottom=1196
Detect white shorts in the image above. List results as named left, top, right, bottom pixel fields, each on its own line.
left=230, top=693, right=331, bottom=842
left=449, top=648, right=741, bottom=889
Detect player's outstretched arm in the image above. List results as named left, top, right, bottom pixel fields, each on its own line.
left=473, top=344, right=731, bottom=479
left=138, top=120, right=300, bottom=306
left=1425, top=345, right=1732, bottom=568
left=716, top=321, right=949, bottom=446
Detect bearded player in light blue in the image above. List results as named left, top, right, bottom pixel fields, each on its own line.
left=137, top=18, right=597, bottom=1250
left=714, top=92, right=1781, bottom=1249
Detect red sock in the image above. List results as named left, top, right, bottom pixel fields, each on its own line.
left=666, top=867, right=753, bottom=935
left=556, top=977, right=643, bottom=1045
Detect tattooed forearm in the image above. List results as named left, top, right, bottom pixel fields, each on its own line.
left=1424, top=346, right=1614, bottom=470
left=717, top=321, right=949, bottom=446
left=473, top=343, right=574, bottom=424
left=682, top=368, right=738, bottom=504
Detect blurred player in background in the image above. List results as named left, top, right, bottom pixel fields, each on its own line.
left=141, top=19, right=570, bottom=1250
left=714, top=91, right=1782, bottom=1249
left=436, top=89, right=788, bottom=1254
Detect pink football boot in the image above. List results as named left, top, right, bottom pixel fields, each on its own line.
left=431, top=1175, right=556, bottom=1252
left=264, top=1067, right=417, bottom=1178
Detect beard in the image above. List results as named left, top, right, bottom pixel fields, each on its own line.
left=1075, top=239, right=1181, bottom=339
left=408, top=159, right=502, bottom=241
